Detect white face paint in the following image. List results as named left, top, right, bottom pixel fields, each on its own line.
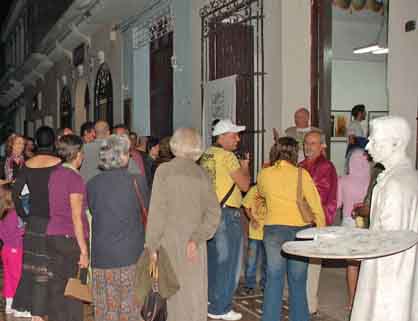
left=366, top=125, right=395, bottom=164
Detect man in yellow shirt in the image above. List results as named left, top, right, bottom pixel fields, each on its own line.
left=200, top=119, right=250, bottom=321
left=242, top=185, right=266, bottom=295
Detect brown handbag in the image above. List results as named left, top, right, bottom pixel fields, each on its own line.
left=64, top=268, right=92, bottom=303
left=141, top=252, right=168, bottom=321
left=296, top=167, right=315, bottom=224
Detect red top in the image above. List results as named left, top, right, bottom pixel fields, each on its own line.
left=299, top=154, right=338, bottom=225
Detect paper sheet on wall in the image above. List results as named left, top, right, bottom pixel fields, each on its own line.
left=203, top=75, right=237, bottom=148
left=27, top=122, right=34, bottom=138
left=35, top=119, right=42, bottom=132
left=43, top=115, right=54, bottom=128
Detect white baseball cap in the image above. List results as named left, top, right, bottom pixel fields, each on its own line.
left=212, top=119, right=246, bottom=136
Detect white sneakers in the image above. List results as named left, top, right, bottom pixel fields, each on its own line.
left=13, top=310, right=32, bottom=318
left=5, top=307, right=15, bottom=314
left=208, top=310, right=243, bottom=321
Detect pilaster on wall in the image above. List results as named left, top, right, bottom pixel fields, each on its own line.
left=263, top=0, right=282, bottom=154
left=388, top=0, right=418, bottom=160
left=172, top=0, right=195, bottom=130
left=280, top=0, right=311, bottom=133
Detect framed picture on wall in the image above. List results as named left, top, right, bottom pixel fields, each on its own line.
left=35, top=119, right=43, bottom=132
left=27, top=121, right=34, bottom=138
left=43, top=115, right=54, bottom=128
left=331, top=110, right=351, bottom=140
left=368, top=110, right=389, bottom=133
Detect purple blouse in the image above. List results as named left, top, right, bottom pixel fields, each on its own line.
left=47, top=165, right=89, bottom=239
left=0, top=209, right=24, bottom=248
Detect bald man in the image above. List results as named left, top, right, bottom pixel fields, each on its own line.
left=80, top=121, right=110, bottom=182
left=285, top=108, right=321, bottom=162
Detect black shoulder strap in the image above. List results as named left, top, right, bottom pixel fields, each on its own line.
left=220, top=184, right=236, bottom=208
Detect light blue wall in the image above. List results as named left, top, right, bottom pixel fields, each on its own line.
left=121, top=0, right=196, bottom=135
left=133, top=45, right=150, bottom=136
left=122, top=25, right=150, bottom=136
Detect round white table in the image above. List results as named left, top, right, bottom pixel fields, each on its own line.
left=282, top=227, right=418, bottom=259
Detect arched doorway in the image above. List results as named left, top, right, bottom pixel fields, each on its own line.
left=60, top=86, right=73, bottom=129
left=94, top=62, right=113, bottom=126
left=74, top=79, right=90, bottom=133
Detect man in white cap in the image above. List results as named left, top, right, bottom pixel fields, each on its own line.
left=200, top=119, right=250, bottom=321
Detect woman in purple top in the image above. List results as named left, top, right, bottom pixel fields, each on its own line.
left=46, top=134, right=89, bottom=321
left=0, top=183, right=24, bottom=315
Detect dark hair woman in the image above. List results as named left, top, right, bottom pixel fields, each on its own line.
left=46, top=134, right=89, bottom=321
left=11, top=126, right=61, bottom=321
left=257, top=137, right=326, bottom=321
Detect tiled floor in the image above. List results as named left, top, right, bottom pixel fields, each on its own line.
left=0, top=264, right=349, bottom=321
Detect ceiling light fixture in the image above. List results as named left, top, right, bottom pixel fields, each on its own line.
left=353, top=44, right=380, bottom=54
left=353, top=0, right=388, bottom=55
left=372, top=47, right=389, bottom=54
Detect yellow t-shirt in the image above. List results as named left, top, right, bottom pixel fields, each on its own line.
left=257, top=160, right=325, bottom=227
left=200, top=146, right=242, bottom=208
left=242, top=186, right=266, bottom=240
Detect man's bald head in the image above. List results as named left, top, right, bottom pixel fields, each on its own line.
left=294, top=108, right=310, bottom=129
left=95, top=121, right=110, bottom=139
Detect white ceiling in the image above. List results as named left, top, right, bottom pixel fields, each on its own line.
left=332, top=6, right=386, bottom=62
left=333, top=6, right=384, bottom=24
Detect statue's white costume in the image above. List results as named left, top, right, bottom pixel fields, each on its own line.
left=351, top=117, right=418, bottom=321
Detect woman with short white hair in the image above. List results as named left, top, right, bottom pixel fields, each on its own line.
left=87, top=134, right=149, bottom=321
left=145, top=128, right=221, bottom=321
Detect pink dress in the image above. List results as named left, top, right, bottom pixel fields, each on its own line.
left=337, top=150, right=370, bottom=227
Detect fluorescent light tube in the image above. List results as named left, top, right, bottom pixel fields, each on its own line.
left=372, top=48, right=389, bottom=54
left=353, top=45, right=380, bottom=54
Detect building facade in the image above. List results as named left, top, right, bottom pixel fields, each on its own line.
left=3, top=0, right=413, bottom=169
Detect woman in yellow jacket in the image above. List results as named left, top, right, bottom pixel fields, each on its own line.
left=257, top=137, right=325, bottom=321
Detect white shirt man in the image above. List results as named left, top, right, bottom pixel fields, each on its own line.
left=285, top=108, right=321, bottom=162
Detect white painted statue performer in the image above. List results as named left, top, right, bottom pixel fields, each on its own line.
left=350, top=116, right=418, bottom=321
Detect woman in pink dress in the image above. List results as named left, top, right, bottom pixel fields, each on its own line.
left=337, top=149, right=370, bottom=309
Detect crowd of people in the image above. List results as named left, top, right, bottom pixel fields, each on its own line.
left=0, top=104, right=380, bottom=321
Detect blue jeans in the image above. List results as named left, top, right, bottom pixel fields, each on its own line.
left=208, top=207, right=243, bottom=315
left=262, top=225, right=309, bottom=321
left=244, top=239, right=266, bottom=289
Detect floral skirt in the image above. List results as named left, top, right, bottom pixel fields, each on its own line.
left=92, top=264, right=140, bottom=321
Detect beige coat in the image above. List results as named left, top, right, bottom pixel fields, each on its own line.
left=145, top=157, right=221, bottom=321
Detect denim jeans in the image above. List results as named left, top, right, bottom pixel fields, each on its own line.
left=208, top=207, right=243, bottom=315
left=262, top=225, right=309, bottom=321
left=244, top=239, right=266, bottom=289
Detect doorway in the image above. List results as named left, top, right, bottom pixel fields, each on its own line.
left=149, top=32, right=173, bottom=138
left=94, top=62, right=114, bottom=127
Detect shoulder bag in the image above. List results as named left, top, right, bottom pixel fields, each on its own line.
left=296, top=167, right=315, bottom=224
left=220, top=184, right=236, bottom=208
left=64, top=268, right=92, bottom=303
left=133, top=177, right=148, bottom=227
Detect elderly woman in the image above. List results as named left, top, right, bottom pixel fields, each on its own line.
left=257, top=137, right=325, bottom=321
left=87, top=134, right=149, bottom=321
left=146, top=128, right=221, bottom=321
left=46, top=134, right=89, bottom=321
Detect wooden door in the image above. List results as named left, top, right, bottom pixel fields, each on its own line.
left=150, top=32, right=173, bottom=138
